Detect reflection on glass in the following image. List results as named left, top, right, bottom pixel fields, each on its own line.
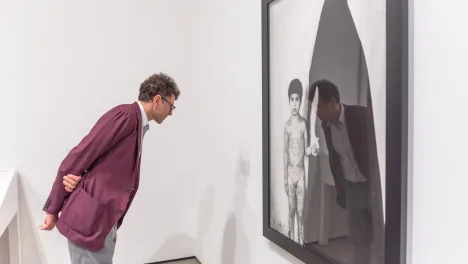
left=268, top=0, right=385, bottom=264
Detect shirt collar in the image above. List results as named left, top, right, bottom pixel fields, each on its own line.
left=137, top=101, right=149, bottom=129
left=338, top=104, right=345, bottom=123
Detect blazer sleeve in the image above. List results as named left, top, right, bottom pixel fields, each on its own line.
left=43, top=108, right=135, bottom=215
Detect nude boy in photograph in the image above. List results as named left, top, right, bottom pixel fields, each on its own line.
left=283, top=79, right=308, bottom=244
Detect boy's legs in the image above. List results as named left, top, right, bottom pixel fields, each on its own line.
left=287, top=175, right=297, bottom=241
left=296, top=175, right=305, bottom=244
left=68, top=225, right=117, bottom=264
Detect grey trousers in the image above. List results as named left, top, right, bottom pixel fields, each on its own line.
left=345, top=181, right=373, bottom=264
left=68, top=225, right=117, bottom=264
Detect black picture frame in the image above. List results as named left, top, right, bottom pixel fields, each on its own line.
left=261, top=0, right=408, bottom=263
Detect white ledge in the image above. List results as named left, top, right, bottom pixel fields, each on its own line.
left=0, top=169, right=22, bottom=264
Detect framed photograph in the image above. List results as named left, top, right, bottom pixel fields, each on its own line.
left=261, top=0, right=408, bottom=263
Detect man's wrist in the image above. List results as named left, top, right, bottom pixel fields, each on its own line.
left=43, top=206, right=60, bottom=216
left=44, top=211, right=58, bottom=217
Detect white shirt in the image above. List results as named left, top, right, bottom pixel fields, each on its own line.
left=137, top=101, right=150, bottom=142
left=328, top=104, right=367, bottom=183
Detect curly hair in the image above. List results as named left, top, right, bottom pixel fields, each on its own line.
left=138, top=72, right=181, bottom=102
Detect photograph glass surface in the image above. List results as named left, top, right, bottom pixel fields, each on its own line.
left=267, top=0, right=387, bottom=263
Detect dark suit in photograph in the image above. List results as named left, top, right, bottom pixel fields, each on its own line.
left=322, top=104, right=384, bottom=264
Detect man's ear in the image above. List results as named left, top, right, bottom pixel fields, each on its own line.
left=152, top=95, right=161, bottom=104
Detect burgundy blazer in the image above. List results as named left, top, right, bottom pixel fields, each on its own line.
left=43, top=102, right=144, bottom=251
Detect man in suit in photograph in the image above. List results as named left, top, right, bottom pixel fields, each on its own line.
left=39, top=73, right=180, bottom=264
left=308, top=79, right=383, bottom=264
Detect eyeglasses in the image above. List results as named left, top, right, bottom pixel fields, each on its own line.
left=161, top=96, right=176, bottom=112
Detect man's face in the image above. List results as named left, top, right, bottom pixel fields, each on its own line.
left=152, top=94, right=176, bottom=124
left=317, top=97, right=336, bottom=122
left=289, top=93, right=301, bottom=116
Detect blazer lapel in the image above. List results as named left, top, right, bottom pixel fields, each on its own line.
left=343, top=105, right=368, bottom=178
left=343, top=105, right=360, bottom=155
left=321, top=122, right=333, bottom=152
left=131, top=102, right=143, bottom=155
left=131, top=102, right=143, bottom=189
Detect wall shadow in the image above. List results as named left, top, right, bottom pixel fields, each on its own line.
left=220, top=152, right=252, bottom=264
left=148, top=184, right=215, bottom=263
left=221, top=213, right=237, bottom=264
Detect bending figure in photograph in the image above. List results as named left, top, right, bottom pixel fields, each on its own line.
left=283, top=79, right=310, bottom=244
left=310, top=79, right=379, bottom=264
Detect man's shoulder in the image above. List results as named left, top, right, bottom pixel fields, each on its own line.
left=104, top=103, right=138, bottom=116
left=111, top=103, right=137, bottom=113
left=97, top=103, right=139, bottom=125
left=345, top=104, right=366, bottom=110
left=344, top=104, right=367, bottom=116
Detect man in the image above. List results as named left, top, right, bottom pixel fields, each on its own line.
left=308, top=79, right=382, bottom=264
left=283, top=79, right=309, bottom=245
left=39, top=73, right=180, bottom=264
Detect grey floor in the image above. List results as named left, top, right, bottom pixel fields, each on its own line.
left=163, top=258, right=200, bottom=264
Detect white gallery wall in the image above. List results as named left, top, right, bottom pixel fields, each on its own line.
left=410, top=0, right=468, bottom=264
left=0, top=0, right=196, bottom=263
left=0, top=0, right=307, bottom=263
left=1, top=0, right=468, bottom=264
left=190, top=0, right=468, bottom=263
left=187, top=0, right=300, bottom=262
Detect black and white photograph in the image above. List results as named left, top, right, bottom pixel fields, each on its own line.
left=262, top=0, right=408, bottom=264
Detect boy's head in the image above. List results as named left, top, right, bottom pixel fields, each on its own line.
left=288, top=79, right=303, bottom=116
left=309, top=79, right=341, bottom=122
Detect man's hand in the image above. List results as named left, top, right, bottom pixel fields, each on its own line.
left=39, top=213, right=58, bottom=231
left=306, top=147, right=312, bottom=156
left=284, top=179, right=289, bottom=196
left=63, top=174, right=82, bottom=192
left=307, top=137, right=320, bottom=156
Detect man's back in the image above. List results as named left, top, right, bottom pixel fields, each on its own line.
left=40, top=73, right=181, bottom=264
left=45, top=102, right=143, bottom=251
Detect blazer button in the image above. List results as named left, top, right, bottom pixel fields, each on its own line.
left=118, top=210, right=124, bottom=214
left=127, top=189, right=132, bottom=193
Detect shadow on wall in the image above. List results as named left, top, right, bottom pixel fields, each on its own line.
left=148, top=184, right=215, bottom=263
left=220, top=152, right=252, bottom=264
left=17, top=173, right=46, bottom=264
